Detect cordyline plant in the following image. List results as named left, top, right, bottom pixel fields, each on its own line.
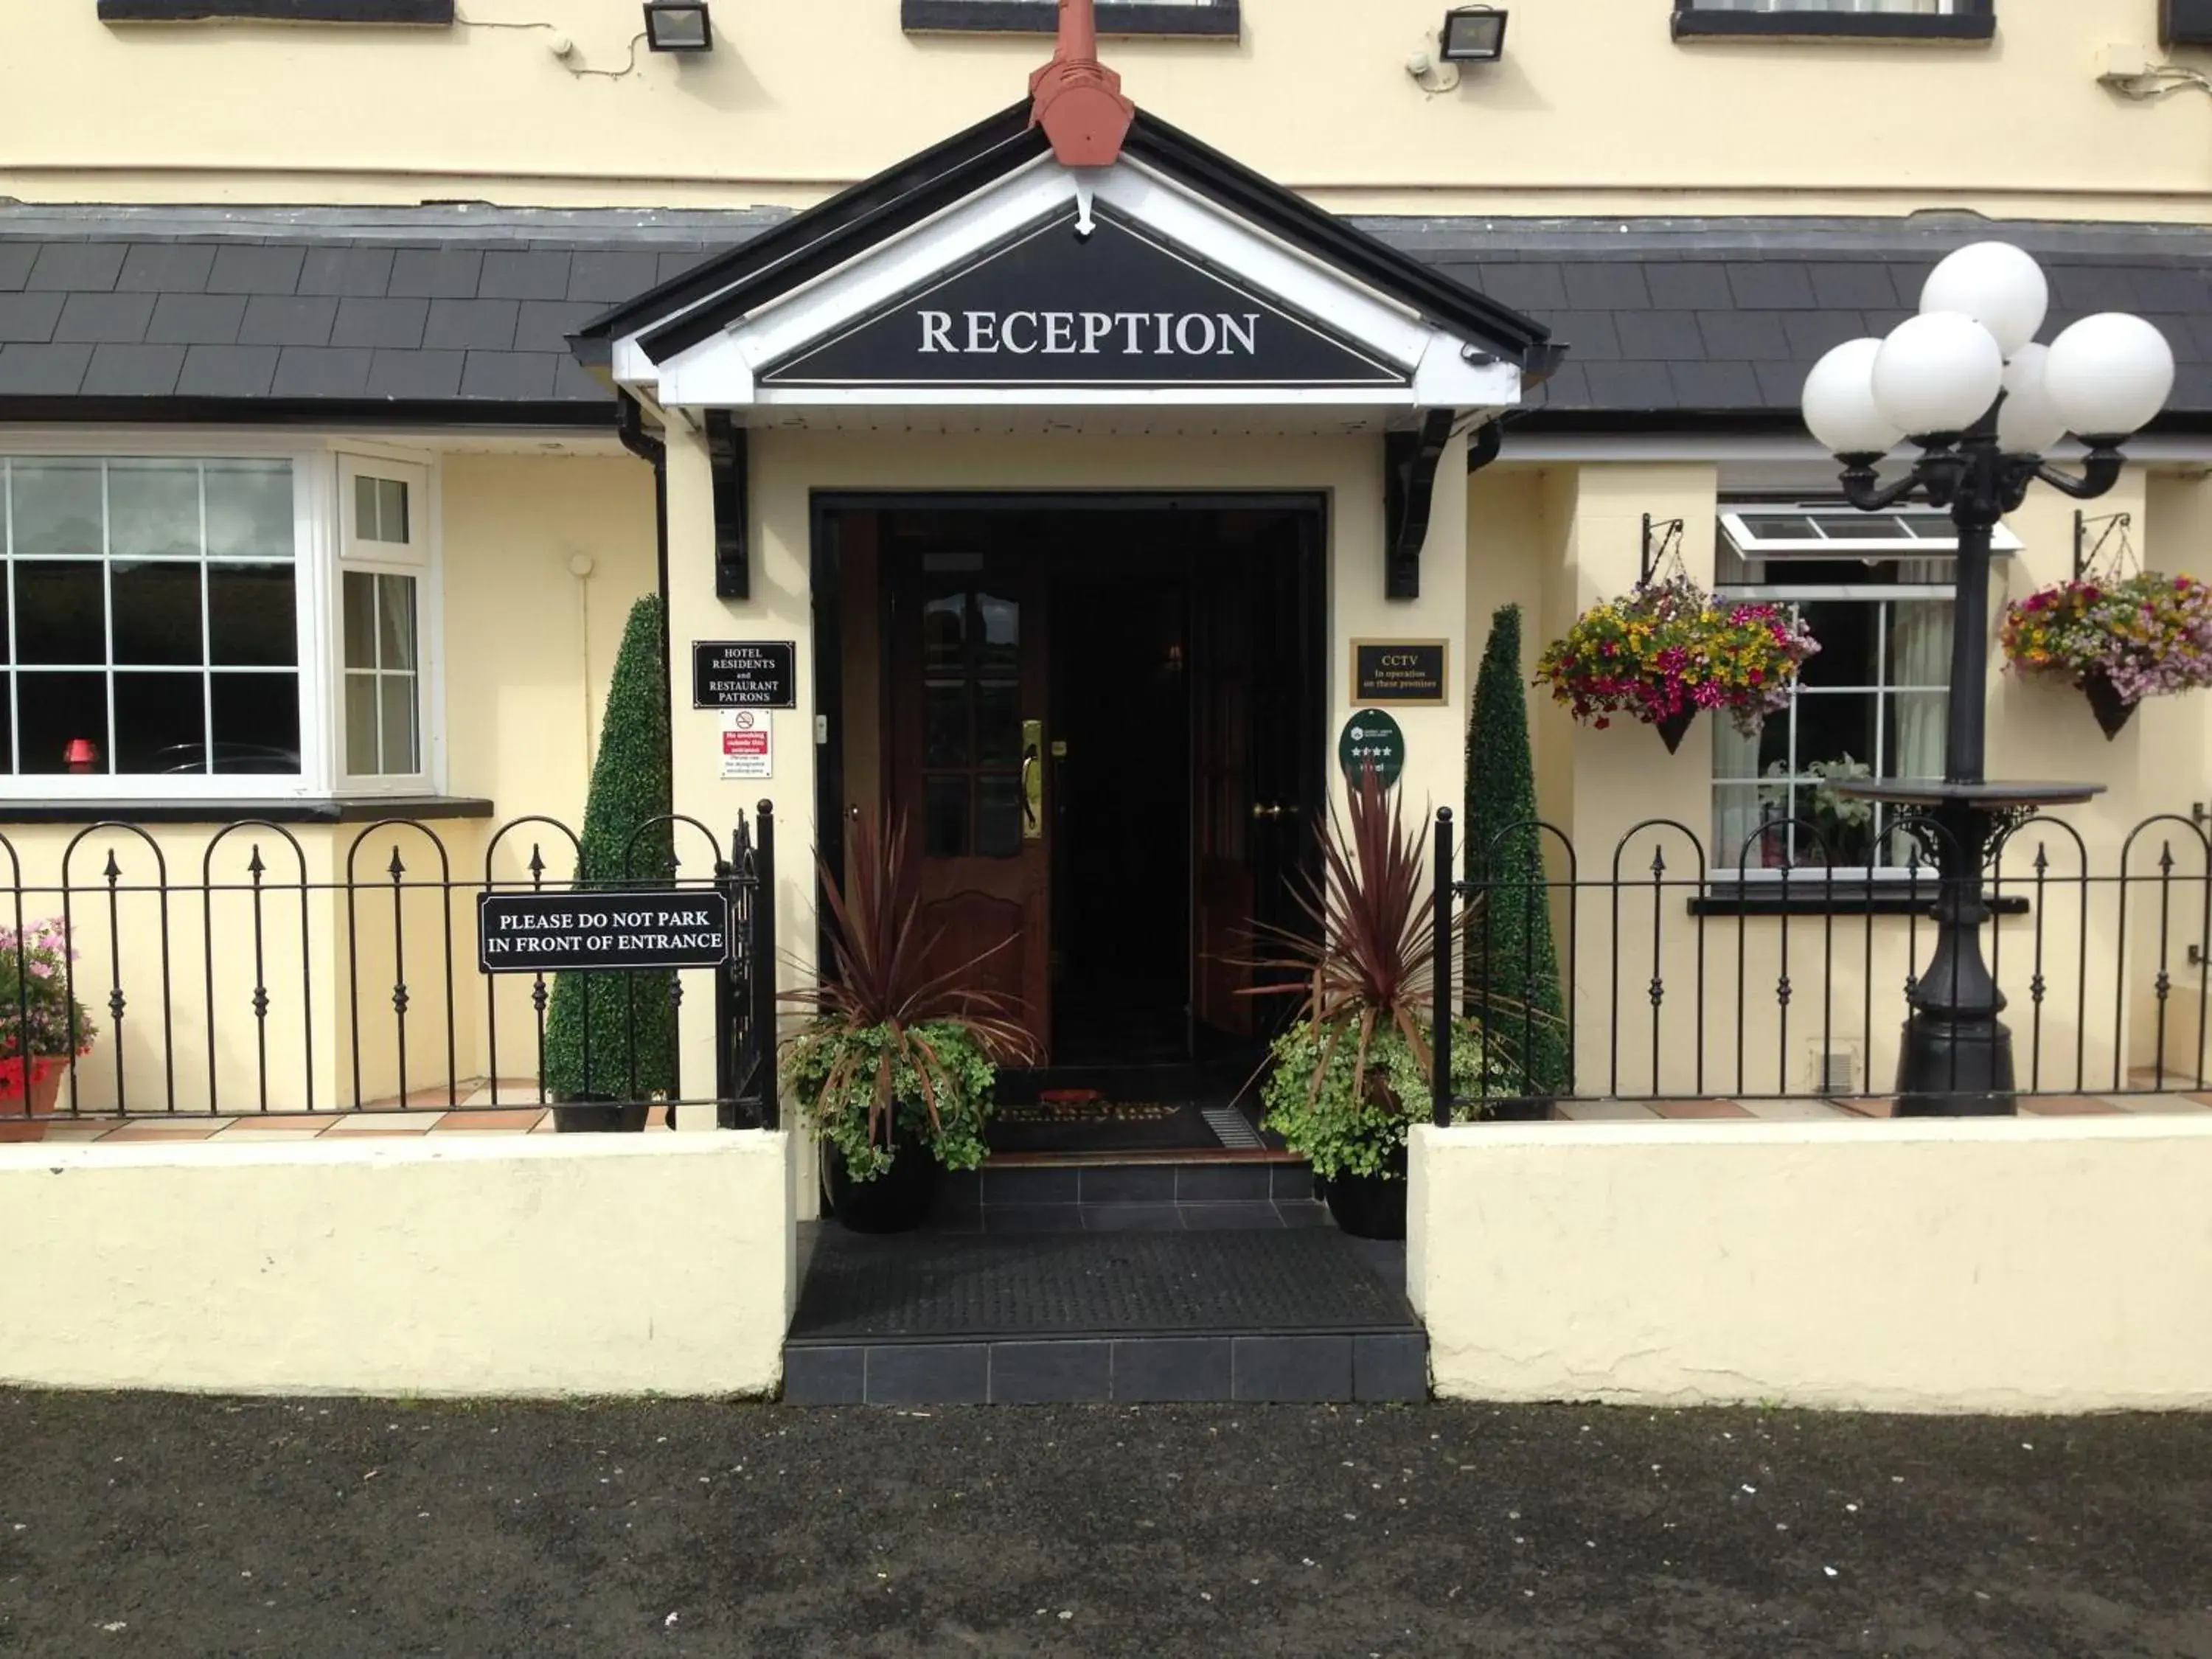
left=1246, top=768, right=1518, bottom=1178
left=2000, top=571, right=2212, bottom=706
left=1535, top=575, right=1820, bottom=736
left=782, top=812, right=1038, bottom=1179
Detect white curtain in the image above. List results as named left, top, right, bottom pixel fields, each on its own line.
left=1888, top=565, right=1952, bottom=780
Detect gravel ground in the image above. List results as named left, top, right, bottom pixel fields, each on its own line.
left=2, top=1391, right=2208, bottom=1658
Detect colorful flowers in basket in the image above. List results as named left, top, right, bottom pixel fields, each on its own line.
left=1534, top=576, right=1821, bottom=752
left=0, top=919, right=97, bottom=1114
left=2000, top=571, right=2212, bottom=739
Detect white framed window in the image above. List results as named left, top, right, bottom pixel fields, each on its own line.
left=1711, top=502, right=2010, bottom=874
left=336, top=455, right=431, bottom=790
left=0, top=442, right=438, bottom=802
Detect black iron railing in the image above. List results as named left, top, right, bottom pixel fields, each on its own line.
left=0, top=804, right=777, bottom=1127
left=1430, top=806, right=2212, bottom=1121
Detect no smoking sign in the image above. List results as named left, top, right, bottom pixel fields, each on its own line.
left=720, top=709, right=773, bottom=780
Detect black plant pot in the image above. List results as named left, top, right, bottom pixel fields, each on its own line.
left=1654, top=708, right=1697, bottom=754
left=2081, top=672, right=2138, bottom=740
left=825, top=1130, right=941, bottom=1235
left=1323, top=1147, right=1409, bottom=1240
left=552, top=1093, right=650, bottom=1133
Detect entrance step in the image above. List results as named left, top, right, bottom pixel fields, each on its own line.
left=784, top=1227, right=1423, bottom=1406
left=934, top=1155, right=1321, bottom=1233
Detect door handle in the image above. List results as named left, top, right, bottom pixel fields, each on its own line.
left=1021, top=719, right=1043, bottom=841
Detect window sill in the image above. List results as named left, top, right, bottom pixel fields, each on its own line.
left=100, top=1, right=453, bottom=22
left=1690, top=883, right=2030, bottom=918
left=0, top=796, right=493, bottom=826
left=901, top=1, right=1239, bottom=37
left=1671, top=10, right=1993, bottom=43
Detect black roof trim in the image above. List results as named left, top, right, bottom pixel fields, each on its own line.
left=0, top=396, right=616, bottom=428
left=583, top=102, right=1551, bottom=373
left=578, top=102, right=1046, bottom=355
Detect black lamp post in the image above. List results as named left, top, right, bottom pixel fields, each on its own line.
left=1800, top=243, right=2175, bottom=1115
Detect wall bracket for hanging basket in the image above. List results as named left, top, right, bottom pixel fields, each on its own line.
left=2081, top=672, right=2138, bottom=740
left=1639, top=514, right=1686, bottom=588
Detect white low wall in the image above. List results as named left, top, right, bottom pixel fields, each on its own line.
left=0, top=1133, right=795, bottom=1398
left=1408, top=1118, right=2212, bottom=1414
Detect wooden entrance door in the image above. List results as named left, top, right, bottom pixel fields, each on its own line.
left=888, top=546, right=1052, bottom=1057
left=1192, top=510, right=1325, bottom=1045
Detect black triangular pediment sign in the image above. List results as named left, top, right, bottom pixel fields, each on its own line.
left=761, top=209, right=1408, bottom=389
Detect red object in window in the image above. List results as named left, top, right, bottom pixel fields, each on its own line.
left=62, top=738, right=98, bottom=773
left=1029, top=0, right=1135, bottom=169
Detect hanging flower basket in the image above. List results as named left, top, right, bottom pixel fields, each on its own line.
left=1534, top=576, right=1820, bottom=750
left=2000, top=572, right=2212, bottom=741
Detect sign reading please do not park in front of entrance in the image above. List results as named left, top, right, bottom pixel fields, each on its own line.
left=478, top=891, right=732, bottom=974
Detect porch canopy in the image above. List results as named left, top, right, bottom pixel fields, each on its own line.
left=570, top=32, right=1554, bottom=440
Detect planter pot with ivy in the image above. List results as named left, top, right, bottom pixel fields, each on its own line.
left=1, top=919, right=97, bottom=1119
left=783, top=812, right=1037, bottom=1235
left=2000, top=572, right=2212, bottom=739
left=1536, top=576, right=1819, bottom=753
left=1248, top=770, right=1531, bottom=1241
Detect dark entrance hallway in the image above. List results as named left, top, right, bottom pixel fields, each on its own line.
left=817, top=495, right=1324, bottom=1151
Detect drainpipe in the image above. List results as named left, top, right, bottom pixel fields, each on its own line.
left=615, top=392, right=674, bottom=816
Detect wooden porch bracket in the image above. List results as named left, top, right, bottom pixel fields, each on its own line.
left=1384, top=408, right=1455, bottom=601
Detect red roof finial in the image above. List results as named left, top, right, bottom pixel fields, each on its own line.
left=1029, top=0, right=1135, bottom=169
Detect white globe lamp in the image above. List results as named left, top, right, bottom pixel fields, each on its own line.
left=1801, top=338, right=1903, bottom=457
left=2043, top=313, right=2177, bottom=439
left=1919, top=242, right=2049, bottom=361
left=1872, top=312, right=2006, bottom=438
left=1995, top=344, right=2067, bottom=456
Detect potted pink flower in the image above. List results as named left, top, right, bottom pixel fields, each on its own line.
left=0, top=919, right=98, bottom=1118
left=2000, top=572, right=2212, bottom=738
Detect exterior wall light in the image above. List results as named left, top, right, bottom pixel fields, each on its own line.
left=642, top=1, right=713, bottom=52
left=1800, top=241, right=2175, bottom=1119
left=1439, top=6, right=1508, bottom=62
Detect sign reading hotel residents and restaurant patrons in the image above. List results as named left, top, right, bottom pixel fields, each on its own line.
left=1338, top=709, right=1407, bottom=790
left=1352, top=639, right=1450, bottom=705
left=762, top=212, right=1406, bottom=389
left=477, top=891, right=732, bottom=974
left=692, top=641, right=796, bottom=709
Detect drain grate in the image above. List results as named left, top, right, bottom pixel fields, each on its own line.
left=1202, top=1107, right=1266, bottom=1149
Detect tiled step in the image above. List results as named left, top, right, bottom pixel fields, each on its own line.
left=932, top=1157, right=1321, bottom=1233
left=784, top=1225, right=1425, bottom=1407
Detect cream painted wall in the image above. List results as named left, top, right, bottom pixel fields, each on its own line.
left=1408, top=1118, right=2212, bottom=1412
left=11, top=1, right=2212, bottom=218
left=441, top=453, right=659, bottom=820
left=0, top=1133, right=795, bottom=1397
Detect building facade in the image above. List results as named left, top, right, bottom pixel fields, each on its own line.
left=6, top=0, right=2212, bottom=1119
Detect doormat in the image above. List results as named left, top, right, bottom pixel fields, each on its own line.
left=987, top=1096, right=1238, bottom=1152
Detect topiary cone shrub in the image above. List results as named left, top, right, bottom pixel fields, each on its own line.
left=542, top=593, right=675, bottom=1102
left=1465, top=603, right=1571, bottom=1097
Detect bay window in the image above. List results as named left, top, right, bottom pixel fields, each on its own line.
left=0, top=446, right=436, bottom=801
left=1711, top=504, right=2020, bottom=873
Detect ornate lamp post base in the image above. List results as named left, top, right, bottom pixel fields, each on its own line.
left=1840, top=779, right=2101, bottom=1117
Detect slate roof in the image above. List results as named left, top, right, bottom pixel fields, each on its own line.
left=1368, top=215, right=2212, bottom=427
left=0, top=206, right=779, bottom=422
left=2, top=205, right=2211, bottom=431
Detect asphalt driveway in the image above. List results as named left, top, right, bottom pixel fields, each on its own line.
left=2, top=1391, right=2208, bottom=1658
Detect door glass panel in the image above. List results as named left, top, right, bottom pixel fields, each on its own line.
left=923, top=775, right=969, bottom=858
left=924, top=681, right=970, bottom=768
left=975, top=681, right=1021, bottom=766
left=922, top=593, right=966, bottom=672
left=976, top=773, right=1022, bottom=859
left=976, top=593, right=1019, bottom=672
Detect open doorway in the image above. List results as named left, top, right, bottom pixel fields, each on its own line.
left=815, top=495, right=1326, bottom=1150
